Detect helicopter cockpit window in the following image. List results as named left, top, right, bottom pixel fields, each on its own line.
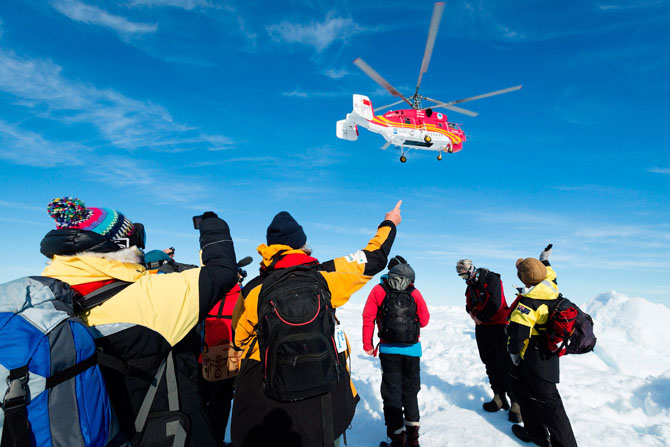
left=448, top=123, right=456, bottom=129
left=404, top=118, right=411, bottom=124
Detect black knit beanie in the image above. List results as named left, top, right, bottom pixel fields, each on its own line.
left=266, top=211, right=307, bottom=249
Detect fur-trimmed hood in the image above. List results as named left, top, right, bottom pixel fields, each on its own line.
left=42, top=247, right=147, bottom=286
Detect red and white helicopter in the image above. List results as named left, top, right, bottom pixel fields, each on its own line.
left=336, top=2, right=521, bottom=162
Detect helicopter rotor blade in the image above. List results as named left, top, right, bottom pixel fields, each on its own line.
left=424, top=96, right=450, bottom=105
left=415, top=2, right=445, bottom=92
left=429, top=103, right=479, bottom=117
left=353, top=58, right=413, bottom=107
left=450, top=85, right=522, bottom=105
left=376, top=99, right=406, bottom=111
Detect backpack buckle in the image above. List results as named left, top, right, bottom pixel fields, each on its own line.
left=2, top=370, right=29, bottom=411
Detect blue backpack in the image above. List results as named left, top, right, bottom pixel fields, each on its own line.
left=0, top=276, right=124, bottom=447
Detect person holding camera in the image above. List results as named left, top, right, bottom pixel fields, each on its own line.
left=40, top=197, right=238, bottom=446
left=199, top=256, right=253, bottom=447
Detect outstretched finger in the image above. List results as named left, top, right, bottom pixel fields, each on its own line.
left=393, top=200, right=402, bottom=211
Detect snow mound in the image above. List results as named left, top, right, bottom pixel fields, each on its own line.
left=582, top=291, right=670, bottom=377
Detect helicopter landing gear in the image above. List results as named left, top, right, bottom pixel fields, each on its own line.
left=447, top=144, right=453, bottom=153
left=437, top=153, right=442, bottom=161
left=424, top=135, right=432, bottom=143
left=400, top=155, right=407, bottom=163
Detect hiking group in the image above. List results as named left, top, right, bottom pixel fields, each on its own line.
left=0, top=196, right=594, bottom=447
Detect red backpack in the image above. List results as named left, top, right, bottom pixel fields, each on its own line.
left=547, top=295, right=597, bottom=357
left=201, top=284, right=243, bottom=381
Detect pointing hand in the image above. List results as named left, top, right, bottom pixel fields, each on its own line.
left=385, top=200, right=402, bottom=226
left=539, top=244, right=553, bottom=262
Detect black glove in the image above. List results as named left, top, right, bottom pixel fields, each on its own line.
left=201, top=211, right=218, bottom=220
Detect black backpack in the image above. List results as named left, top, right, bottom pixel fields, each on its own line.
left=377, top=282, right=419, bottom=345
left=256, top=265, right=341, bottom=402
left=546, top=294, right=597, bottom=357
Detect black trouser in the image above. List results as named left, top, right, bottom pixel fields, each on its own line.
left=475, top=324, right=511, bottom=397
left=510, top=366, right=577, bottom=447
left=199, top=377, right=235, bottom=444
left=379, top=354, right=421, bottom=434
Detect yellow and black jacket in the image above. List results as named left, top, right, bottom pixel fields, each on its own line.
left=507, top=262, right=561, bottom=383
left=231, top=219, right=396, bottom=447
left=41, top=216, right=237, bottom=446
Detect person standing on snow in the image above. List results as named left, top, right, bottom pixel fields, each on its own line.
left=455, top=259, right=522, bottom=423
left=362, top=256, right=430, bottom=447
left=39, top=197, right=238, bottom=447
left=507, top=245, right=578, bottom=447
left=232, top=201, right=402, bottom=447
left=198, top=256, right=252, bottom=447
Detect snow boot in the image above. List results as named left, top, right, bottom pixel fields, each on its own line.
left=511, top=424, right=549, bottom=447
left=405, top=423, right=420, bottom=447
left=483, top=393, right=510, bottom=412
left=508, top=401, right=523, bottom=423
left=389, top=428, right=406, bottom=447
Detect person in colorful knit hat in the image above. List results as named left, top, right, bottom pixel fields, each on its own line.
left=40, top=197, right=238, bottom=447
left=41, top=197, right=145, bottom=257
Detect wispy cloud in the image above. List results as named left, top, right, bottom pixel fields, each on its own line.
left=89, top=156, right=207, bottom=204
left=0, top=46, right=231, bottom=153
left=51, top=0, right=157, bottom=35
left=281, top=89, right=346, bottom=98
left=311, top=223, right=372, bottom=236
left=0, top=199, right=43, bottom=212
left=649, top=167, right=670, bottom=174
left=574, top=224, right=670, bottom=240
left=324, top=68, right=349, bottom=79
left=267, top=13, right=365, bottom=52
left=0, top=120, right=90, bottom=167
left=597, top=1, right=666, bottom=11
left=127, top=0, right=211, bottom=10
left=0, top=216, right=43, bottom=226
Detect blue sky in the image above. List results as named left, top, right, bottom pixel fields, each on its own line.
left=0, top=0, right=669, bottom=306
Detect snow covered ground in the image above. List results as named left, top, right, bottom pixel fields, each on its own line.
left=336, top=291, right=670, bottom=446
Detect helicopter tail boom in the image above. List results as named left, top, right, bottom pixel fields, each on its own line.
left=353, top=94, right=374, bottom=120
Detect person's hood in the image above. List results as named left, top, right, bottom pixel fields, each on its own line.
left=42, top=249, right=147, bottom=285
left=257, top=244, right=318, bottom=269
left=521, top=266, right=559, bottom=301
left=41, top=228, right=121, bottom=258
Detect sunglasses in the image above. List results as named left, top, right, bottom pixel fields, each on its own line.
left=458, top=272, right=470, bottom=279
left=112, top=223, right=146, bottom=250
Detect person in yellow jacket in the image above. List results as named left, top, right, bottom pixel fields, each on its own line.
left=507, top=245, right=577, bottom=447
left=39, top=197, right=238, bottom=447
left=231, top=201, right=402, bottom=447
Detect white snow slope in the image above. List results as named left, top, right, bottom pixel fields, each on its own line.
left=337, top=291, right=670, bottom=446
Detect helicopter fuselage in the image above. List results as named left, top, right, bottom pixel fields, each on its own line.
left=336, top=94, right=465, bottom=155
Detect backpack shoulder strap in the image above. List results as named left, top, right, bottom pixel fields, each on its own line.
left=1, top=365, right=31, bottom=447
left=134, top=351, right=186, bottom=445
left=76, top=281, right=132, bottom=312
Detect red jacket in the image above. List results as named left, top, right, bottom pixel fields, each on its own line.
left=362, top=283, right=430, bottom=352
left=465, top=268, right=508, bottom=325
